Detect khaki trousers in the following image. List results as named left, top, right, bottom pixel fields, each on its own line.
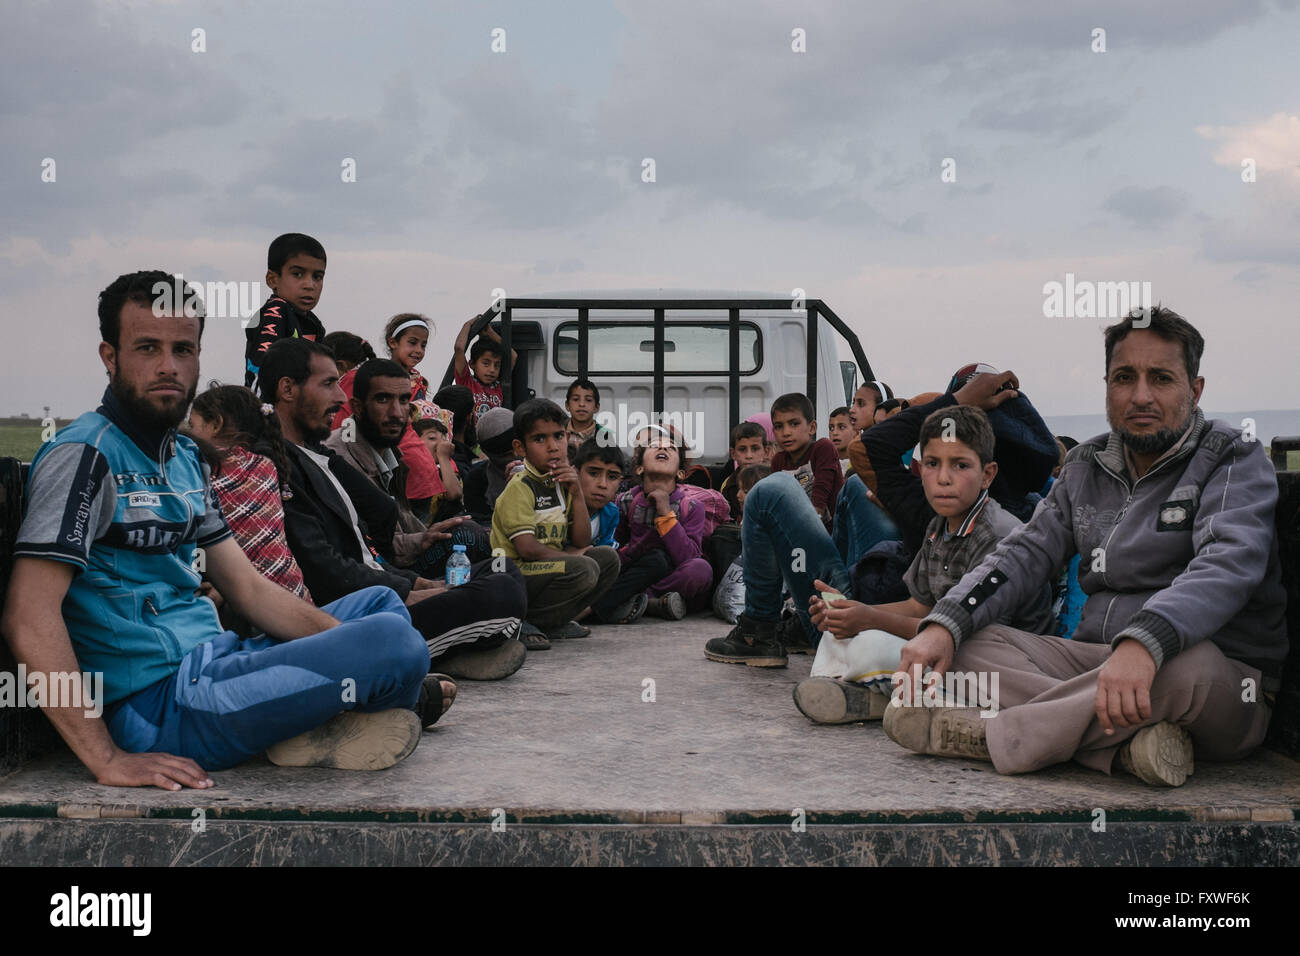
left=952, top=625, right=1272, bottom=775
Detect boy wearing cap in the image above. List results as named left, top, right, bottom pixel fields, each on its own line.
left=464, top=406, right=524, bottom=526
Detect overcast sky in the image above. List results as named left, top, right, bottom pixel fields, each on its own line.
left=3, top=0, right=1298, bottom=420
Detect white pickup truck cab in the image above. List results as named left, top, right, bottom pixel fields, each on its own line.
left=439, top=290, right=876, bottom=464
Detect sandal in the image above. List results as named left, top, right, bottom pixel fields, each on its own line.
left=518, top=621, right=552, bottom=651
left=416, top=673, right=458, bottom=728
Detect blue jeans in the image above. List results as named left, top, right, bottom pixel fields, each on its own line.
left=832, top=474, right=901, bottom=568
left=105, top=586, right=429, bottom=770
left=742, top=472, right=855, bottom=646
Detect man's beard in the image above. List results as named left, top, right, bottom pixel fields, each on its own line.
left=111, top=373, right=195, bottom=432
left=1113, top=406, right=1193, bottom=458
left=357, top=411, right=406, bottom=449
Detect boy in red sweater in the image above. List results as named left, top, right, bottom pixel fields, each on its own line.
left=769, top=392, right=842, bottom=530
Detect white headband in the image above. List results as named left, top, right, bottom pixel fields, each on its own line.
left=391, top=319, right=428, bottom=338
left=870, top=380, right=894, bottom=402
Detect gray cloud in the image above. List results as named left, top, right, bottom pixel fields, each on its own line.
left=1104, top=185, right=1190, bottom=225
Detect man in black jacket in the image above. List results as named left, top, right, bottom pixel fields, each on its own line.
left=260, top=339, right=528, bottom=681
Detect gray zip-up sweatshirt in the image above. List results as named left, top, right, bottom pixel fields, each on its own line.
left=921, top=409, right=1287, bottom=688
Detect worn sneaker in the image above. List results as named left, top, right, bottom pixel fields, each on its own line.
left=645, top=592, right=686, bottom=620
left=882, top=703, right=991, bottom=761
left=266, top=709, right=421, bottom=771
left=605, top=592, right=649, bottom=625
left=437, top=638, right=527, bottom=680
left=793, top=677, right=890, bottom=724
left=776, top=613, right=814, bottom=655
left=1117, top=721, right=1194, bottom=787
left=704, top=615, right=787, bottom=668
left=547, top=620, right=593, bottom=640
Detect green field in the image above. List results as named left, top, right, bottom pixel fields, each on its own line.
left=0, top=425, right=49, bottom=462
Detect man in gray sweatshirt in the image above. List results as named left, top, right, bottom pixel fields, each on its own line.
left=883, top=307, right=1287, bottom=786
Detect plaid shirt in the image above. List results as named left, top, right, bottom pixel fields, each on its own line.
left=904, top=490, right=1053, bottom=633
left=211, top=446, right=312, bottom=603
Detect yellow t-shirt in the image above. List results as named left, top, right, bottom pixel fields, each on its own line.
left=489, top=461, right=574, bottom=560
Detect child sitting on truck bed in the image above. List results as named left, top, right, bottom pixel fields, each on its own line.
left=827, top=406, right=854, bottom=475
left=590, top=427, right=714, bottom=624
left=718, top=421, right=769, bottom=521
left=792, top=404, right=1054, bottom=723
left=769, top=392, right=843, bottom=530
left=490, top=399, right=621, bottom=641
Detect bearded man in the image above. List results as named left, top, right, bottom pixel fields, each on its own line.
left=882, top=306, right=1287, bottom=786
left=3, top=271, right=439, bottom=786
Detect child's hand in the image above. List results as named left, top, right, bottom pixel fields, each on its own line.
left=434, top=438, right=456, bottom=459
left=549, top=462, right=580, bottom=491
left=505, top=459, right=525, bottom=479
left=647, top=488, right=672, bottom=515
left=810, top=579, right=869, bottom=640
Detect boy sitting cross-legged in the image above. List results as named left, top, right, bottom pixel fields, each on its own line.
left=490, top=399, right=621, bottom=641
left=704, top=404, right=1051, bottom=672
left=590, top=427, right=715, bottom=624
left=793, top=405, right=1056, bottom=723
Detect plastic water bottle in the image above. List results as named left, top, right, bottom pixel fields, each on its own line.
left=446, top=544, right=471, bottom=588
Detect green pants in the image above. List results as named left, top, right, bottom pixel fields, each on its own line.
left=517, top=546, right=621, bottom=632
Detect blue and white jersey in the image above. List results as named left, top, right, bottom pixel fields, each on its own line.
left=15, top=389, right=232, bottom=706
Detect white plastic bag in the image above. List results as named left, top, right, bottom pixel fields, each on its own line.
left=810, top=627, right=907, bottom=692
left=712, top=558, right=746, bottom=623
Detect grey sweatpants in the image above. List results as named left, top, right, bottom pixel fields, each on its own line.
left=952, top=624, right=1272, bottom=775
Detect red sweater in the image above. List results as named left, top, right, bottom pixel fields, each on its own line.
left=770, top=437, right=843, bottom=527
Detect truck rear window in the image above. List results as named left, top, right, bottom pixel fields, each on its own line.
left=554, top=322, right=762, bottom=376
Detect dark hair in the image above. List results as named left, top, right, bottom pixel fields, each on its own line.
left=257, top=337, right=335, bottom=404
left=353, top=359, right=410, bottom=404
left=432, top=384, right=475, bottom=443
left=322, top=331, right=375, bottom=368
left=918, top=406, right=995, bottom=466
left=771, top=392, right=814, bottom=423
left=1103, top=305, right=1203, bottom=383
left=413, top=418, right=448, bottom=438
left=98, top=270, right=206, bottom=349
left=267, top=233, right=326, bottom=273
left=632, top=430, right=684, bottom=474
left=190, top=382, right=292, bottom=481
left=512, top=398, right=567, bottom=439
left=860, top=381, right=892, bottom=404
left=876, top=397, right=908, bottom=417
left=566, top=378, right=601, bottom=405
left=383, top=313, right=430, bottom=352
left=469, top=337, right=502, bottom=363
left=574, top=436, right=626, bottom=472
left=1057, top=435, right=1079, bottom=452
left=829, top=406, right=850, bottom=420
left=736, top=463, right=771, bottom=492
left=729, top=421, right=766, bottom=447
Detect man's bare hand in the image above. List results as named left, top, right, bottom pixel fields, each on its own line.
left=94, top=750, right=213, bottom=791
left=953, top=370, right=1020, bottom=410
left=895, top=624, right=955, bottom=703
left=809, top=578, right=873, bottom=639
left=420, top=516, right=465, bottom=549
left=1095, top=638, right=1156, bottom=734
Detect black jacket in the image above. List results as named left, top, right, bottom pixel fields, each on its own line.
left=862, top=391, right=1058, bottom=555
left=281, top=441, right=418, bottom=606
